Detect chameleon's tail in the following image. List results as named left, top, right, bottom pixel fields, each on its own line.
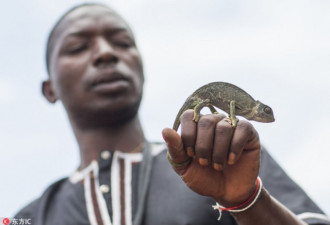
left=172, top=116, right=182, bottom=131
left=172, top=99, right=195, bottom=131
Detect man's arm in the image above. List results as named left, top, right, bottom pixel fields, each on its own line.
left=230, top=188, right=307, bottom=224
left=162, top=110, right=311, bottom=225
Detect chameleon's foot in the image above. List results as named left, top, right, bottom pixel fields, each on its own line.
left=230, top=117, right=239, bottom=128
left=193, top=98, right=210, bottom=123
left=208, top=105, right=219, bottom=114
left=229, top=100, right=238, bottom=128
left=193, top=111, right=200, bottom=122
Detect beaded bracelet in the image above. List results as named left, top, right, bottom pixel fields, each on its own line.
left=212, top=177, right=263, bottom=220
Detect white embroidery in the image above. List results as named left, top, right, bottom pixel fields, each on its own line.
left=69, top=144, right=167, bottom=225
left=84, top=163, right=98, bottom=225
left=111, top=152, right=121, bottom=225
left=297, top=212, right=330, bottom=222
left=92, top=162, right=112, bottom=225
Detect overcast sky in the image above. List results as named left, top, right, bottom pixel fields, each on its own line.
left=1, top=0, right=330, bottom=217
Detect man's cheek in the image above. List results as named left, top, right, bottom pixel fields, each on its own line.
left=58, top=56, right=87, bottom=74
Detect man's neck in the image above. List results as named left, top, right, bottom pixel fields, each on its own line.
left=72, top=115, right=145, bottom=169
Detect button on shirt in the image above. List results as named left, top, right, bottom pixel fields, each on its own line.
left=12, top=143, right=330, bottom=225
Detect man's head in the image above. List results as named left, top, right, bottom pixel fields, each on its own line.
left=42, top=3, right=144, bottom=128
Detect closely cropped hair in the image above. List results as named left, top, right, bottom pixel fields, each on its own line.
left=45, top=3, right=110, bottom=75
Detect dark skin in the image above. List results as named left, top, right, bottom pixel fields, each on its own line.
left=43, top=5, right=307, bottom=225
left=42, top=6, right=145, bottom=169
left=163, top=113, right=307, bottom=224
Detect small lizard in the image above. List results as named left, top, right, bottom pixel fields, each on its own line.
left=173, top=82, right=275, bottom=131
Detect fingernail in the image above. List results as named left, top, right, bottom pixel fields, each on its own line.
left=187, top=147, right=195, bottom=157
left=228, top=152, right=236, bottom=165
left=199, top=158, right=209, bottom=166
left=213, top=163, right=223, bottom=171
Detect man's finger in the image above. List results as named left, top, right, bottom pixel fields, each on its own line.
left=180, top=110, right=197, bottom=157
left=228, top=120, right=258, bottom=165
left=195, top=114, right=223, bottom=166
left=162, top=128, right=191, bottom=174
left=212, top=118, right=234, bottom=170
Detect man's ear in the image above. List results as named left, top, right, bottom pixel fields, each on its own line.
left=42, top=80, right=58, bottom=103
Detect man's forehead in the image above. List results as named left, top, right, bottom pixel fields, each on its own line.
left=55, top=5, right=130, bottom=37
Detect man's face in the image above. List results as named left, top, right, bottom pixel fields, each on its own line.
left=46, top=5, right=144, bottom=125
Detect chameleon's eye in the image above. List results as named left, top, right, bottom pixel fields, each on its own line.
left=264, top=107, right=272, bottom=114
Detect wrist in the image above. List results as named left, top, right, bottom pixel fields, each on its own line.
left=212, top=177, right=263, bottom=221
left=214, top=176, right=259, bottom=208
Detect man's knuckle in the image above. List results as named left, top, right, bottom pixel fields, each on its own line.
left=238, top=120, right=254, bottom=135
left=215, top=122, right=232, bottom=135
left=198, top=117, right=215, bottom=129
left=181, top=109, right=194, bottom=121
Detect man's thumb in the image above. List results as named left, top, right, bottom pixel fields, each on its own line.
left=162, top=128, right=191, bottom=173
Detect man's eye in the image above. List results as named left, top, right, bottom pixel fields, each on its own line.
left=67, top=44, right=88, bottom=54
left=113, top=41, right=133, bottom=48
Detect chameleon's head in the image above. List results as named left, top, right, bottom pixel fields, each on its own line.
left=252, top=101, right=275, bottom=123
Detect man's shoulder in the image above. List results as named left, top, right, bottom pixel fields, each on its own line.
left=14, top=198, right=40, bottom=220
left=13, top=177, right=68, bottom=220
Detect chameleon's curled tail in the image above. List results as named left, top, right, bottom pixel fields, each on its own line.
left=172, top=98, right=195, bottom=131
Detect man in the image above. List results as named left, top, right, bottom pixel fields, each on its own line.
left=13, top=3, right=329, bottom=225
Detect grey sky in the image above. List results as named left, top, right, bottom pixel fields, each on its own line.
left=1, top=0, right=329, bottom=217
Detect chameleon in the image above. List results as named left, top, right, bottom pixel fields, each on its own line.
left=173, top=82, right=275, bottom=131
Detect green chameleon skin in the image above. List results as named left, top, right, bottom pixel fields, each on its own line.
left=173, top=82, right=275, bottom=131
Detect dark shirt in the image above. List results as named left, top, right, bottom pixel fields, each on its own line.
left=13, top=143, right=330, bottom=225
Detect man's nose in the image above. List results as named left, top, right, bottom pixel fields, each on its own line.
left=93, top=37, right=118, bottom=67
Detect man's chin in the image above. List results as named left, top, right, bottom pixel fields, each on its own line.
left=72, top=100, right=141, bottom=129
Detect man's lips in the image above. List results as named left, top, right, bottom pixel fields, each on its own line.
left=89, top=72, right=130, bottom=94
left=91, top=72, right=128, bottom=87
